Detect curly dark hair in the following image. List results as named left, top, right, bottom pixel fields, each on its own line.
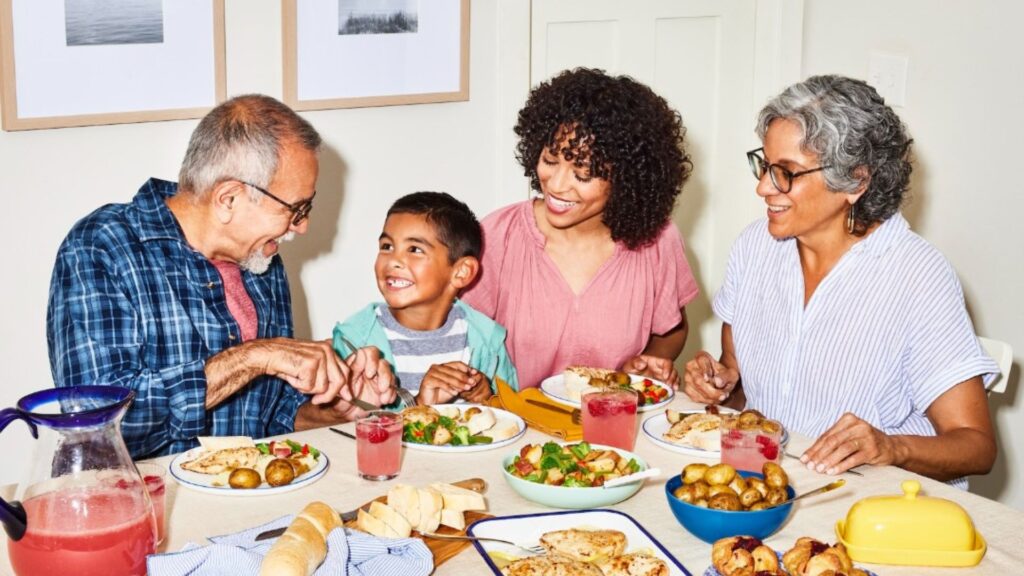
left=755, top=75, right=913, bottom=235
left=514, top=68, right=692, bottom=249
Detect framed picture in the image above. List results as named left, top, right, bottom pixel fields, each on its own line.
left=283, top=0, right=469, bottom=110
left=0, top=0, right=225, bottom=131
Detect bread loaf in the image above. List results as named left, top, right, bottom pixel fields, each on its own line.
left=259, top=501, right=341, bottom=576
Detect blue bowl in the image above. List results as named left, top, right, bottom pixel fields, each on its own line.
left=665, top=471, right=794, bottom=543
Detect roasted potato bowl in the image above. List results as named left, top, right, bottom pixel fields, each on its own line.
left=672, top=461, right=791, bottom=512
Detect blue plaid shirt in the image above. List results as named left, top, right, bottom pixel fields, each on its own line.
left=47, top=178, right=306, bottom=459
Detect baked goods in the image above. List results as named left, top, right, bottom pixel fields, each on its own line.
left=368, top=481, right=487, bottom=537
left=259, top=501, right=342, bottom=576
left=672, top=462, right=789, bottom=511
left=782, top=537, right=869, bottom=576
left=540, top=528, right=628, bottom=562
left=712, top=536, right=782, bottom=575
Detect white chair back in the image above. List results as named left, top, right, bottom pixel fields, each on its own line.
left=979, top=336, right=1013, bottom=394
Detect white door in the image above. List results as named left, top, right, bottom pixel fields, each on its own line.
left=530, top=0, right=801, bottom=357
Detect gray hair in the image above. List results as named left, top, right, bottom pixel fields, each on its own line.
left=755, top=75, right=913, bottom=230
left=178, top=94, right=321, bottom=198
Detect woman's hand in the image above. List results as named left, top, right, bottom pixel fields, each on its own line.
left=621, top=354, right=679, bottom=389
left=682, top=351, right=739, bottom=404
left=416, top=362, right=476, bottom=405
left=799, top=412, right=899, bottom=475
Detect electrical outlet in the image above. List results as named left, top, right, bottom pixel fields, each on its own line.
left=868, top=52, right=908, bottom=107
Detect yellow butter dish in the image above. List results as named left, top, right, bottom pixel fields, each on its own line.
left=835, top=480, right=985, bottom=566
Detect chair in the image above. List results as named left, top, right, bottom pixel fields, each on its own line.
left=979, top=336, right=1013, bottom=394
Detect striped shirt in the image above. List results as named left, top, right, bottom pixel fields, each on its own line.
left=377, top=305, right=469, bottom=394
left=47, top=179, right=306, bottom=459
left=714, top=214, right=996, bottom=489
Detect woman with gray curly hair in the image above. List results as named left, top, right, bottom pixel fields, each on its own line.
left=682, top=75, right=997, bottom=487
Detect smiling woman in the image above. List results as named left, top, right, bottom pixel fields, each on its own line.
left=463, top=68, right=699, bottom=391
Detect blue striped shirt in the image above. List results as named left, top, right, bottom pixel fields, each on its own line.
left=714, top=215, right=996, bottom=488
left=47, top=179, right=306, bottom=459
left=377, top=305, right=469, bottom=394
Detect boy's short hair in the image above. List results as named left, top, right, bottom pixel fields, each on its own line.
left=387, top=192, right=482, bottom=264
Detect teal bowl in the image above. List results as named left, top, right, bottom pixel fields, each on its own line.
left=665, top=471, right=794, bottom=543
left=501, top=443, right=648, bottom=509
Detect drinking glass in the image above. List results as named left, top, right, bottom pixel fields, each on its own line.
left=720, top=415, right=783, bottom=473
left=135, top=462, right=167, bottom=546
left=356, top=411, right=403, bottom=480
left=582, top=388, right=639, bottom=451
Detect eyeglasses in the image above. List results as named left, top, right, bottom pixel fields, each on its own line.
left=238, top=180, right=315, bottom=225
left=746, top=147, right=831, bottom=194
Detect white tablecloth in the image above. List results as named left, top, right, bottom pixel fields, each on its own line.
left=3, top=396, right=1022, bottom=575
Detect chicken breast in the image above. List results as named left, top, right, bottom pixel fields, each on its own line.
left=180, top=447, right=260, bottom=474
left=501, top=555, right=604, bottom=576
left=402, top=405, right=440, bottom=426
left=540, top=529, right=628, bottom=563
left=599, top=553, right=669, bottom=576
left=663, top=413, right=721, bottom=450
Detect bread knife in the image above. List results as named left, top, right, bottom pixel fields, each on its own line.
left=253, top=477, right=487, bottom=541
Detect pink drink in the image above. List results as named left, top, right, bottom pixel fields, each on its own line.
left=582, top=389, right=638, bottom=451
left=8, top=488, right=156, bottom=576
left=356, top=411, right=403, bottom=480
left=720, top=416, right=783, bottom=473
left=144, top=474, right=166, bottom=544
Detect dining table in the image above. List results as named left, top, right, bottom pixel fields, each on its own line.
left=2, top=394, right=1023, bottom=575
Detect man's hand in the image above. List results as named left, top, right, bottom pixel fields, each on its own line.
left=621, top=354, right=679, bottom=389
left=416, top=362, right=477, bottom=406
left=335, top=346, right=396, bottom=418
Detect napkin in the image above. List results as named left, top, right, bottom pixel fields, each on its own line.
left=146, top=513, right=433, bottom=576
left=488, top=378, right=583, bottom=441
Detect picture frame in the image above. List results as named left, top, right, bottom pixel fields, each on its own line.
left=283, top=0, right=469, bottom=111
left=0, top=0, right=226, bottom=131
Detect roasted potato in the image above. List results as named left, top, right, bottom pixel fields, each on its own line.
left=682, top=463, right=710, bottom=485
left=673, top=484, right=697, bottom=503
left=708, top=483, right=738, bottom=499
left=763, top=462, right=788, bottom=489
left=765, top=487, right=788, bottom=506
left=691, top=480, right=710, bottom=501
left=610, top=371, right=631, bottom=386
left=748, top=501, right=769, bottom=511
left=708, top=491, right=742, bottom=511
left=728, top=474, right=748, bottom=495
left=739, top=487, right=764, bottom=508
left=264, top=458, right=296, bottom=487
left=704, top=463, right=737, bottom=486
left=747, top=476, right=768, bottom=498
left=228, top=467, right=261, bottom=489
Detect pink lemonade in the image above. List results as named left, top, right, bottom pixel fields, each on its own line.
left=720, top=417, right=783, bottom=473
left=144, top=474, right=166, bottom=544
left=582, top=389, right=639, bottom=451
left=8, top=488, right=156, bottom=576
left=356, top=412, right=403, bottom=480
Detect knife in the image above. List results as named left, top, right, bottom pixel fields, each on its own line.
left=253, top=477, right=487, bottom=541
left=525, top=399, right=574, bottom=415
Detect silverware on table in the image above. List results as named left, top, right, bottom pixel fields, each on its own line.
left=329, top=427, right=356, bottom=440
left=768, top=478, right=846, bottom=508
left=420, top=532, right=546, bottom=555
left=336, top=333, right=417, bottom=408
left=785, top=450, right=864, bottom=476
left=525, top=399, right=581, bottom=424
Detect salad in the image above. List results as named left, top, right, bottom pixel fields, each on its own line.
left=256, top=439, right=321, bottom=460
left=506, top=441, right=642, bottom=487
left=401, top=405, right=496, bottom=446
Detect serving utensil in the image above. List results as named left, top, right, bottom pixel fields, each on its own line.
left=767, top=478, right=846, bottom=509
left=525, top=399, right=581, bottom=424
left=336, top=333, right=417, bottom=408
left=420, top=532, right=546, bottom=555
left=602, top=467, right=661, bottom=489
left=254, top=477, right=486, bottom=541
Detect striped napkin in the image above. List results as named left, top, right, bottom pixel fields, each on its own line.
left=146, top=513, right=432, bottom=576
left=487, top=378, right=583, bottom=441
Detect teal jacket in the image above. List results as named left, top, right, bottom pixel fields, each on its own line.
left=332, top=300, right=519, bottom=407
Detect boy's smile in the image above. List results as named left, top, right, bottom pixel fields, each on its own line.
left=375, top=213, right=460, bottom=331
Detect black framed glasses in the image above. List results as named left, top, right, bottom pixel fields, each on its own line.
left=238, top=180, right=315, bottom=225
left=746, top=147, right=830, bottom=194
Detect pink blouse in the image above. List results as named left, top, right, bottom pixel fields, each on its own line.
left=463, top=201, right=699, bottom=388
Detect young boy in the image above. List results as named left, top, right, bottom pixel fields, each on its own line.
left=333, top=192, right=518, bottom=406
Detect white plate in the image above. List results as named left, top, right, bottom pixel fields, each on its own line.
left=468, top=509, right=692, bottom=576
left=539, top=373, right=674, bottom=412
left=169, top=443, right=329, bottom=496
left=401, top=404, right=527, bottom=453
left=642, top=410, right=789, bottom=457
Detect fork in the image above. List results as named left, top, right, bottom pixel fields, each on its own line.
left=336, top=333, right=417, bottom=407
left=420, top=532, right=546, bottom=555
left=525, top=399, right=581, bottom=424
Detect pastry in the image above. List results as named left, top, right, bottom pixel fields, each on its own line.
left=259, top=501, right=342, bottom=576
left=711, top=536, right=780, bottom=576
left=782, top=538, right=867, bottom=576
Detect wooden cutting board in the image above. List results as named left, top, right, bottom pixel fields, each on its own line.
left=342, top=478, right=493, bottom=569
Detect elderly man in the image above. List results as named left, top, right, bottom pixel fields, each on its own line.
left=47, top=94, right=394, bottom=458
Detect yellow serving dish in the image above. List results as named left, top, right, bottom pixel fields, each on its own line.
left=835, top=480, right=985, bottom=566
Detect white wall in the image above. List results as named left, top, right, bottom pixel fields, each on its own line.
left=797, top=0, right=1023, bottom=508
left=0, top=0, right=531, bottom=486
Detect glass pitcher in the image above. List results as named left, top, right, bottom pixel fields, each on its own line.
left=0, top=386, right=156, bottom=576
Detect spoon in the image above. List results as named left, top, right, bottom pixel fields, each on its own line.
left=767, top=478, right=845, bottom=508
left=602, top=468, right=661, bottom=489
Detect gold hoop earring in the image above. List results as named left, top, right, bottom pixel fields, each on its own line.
left=846, top=204, right=856, bottom=235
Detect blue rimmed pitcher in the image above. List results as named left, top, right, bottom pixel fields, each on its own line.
left=0, top=386, right=156, bottom=576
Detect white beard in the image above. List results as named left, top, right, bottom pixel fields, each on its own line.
left=240, top=232, right=295, bottom=275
